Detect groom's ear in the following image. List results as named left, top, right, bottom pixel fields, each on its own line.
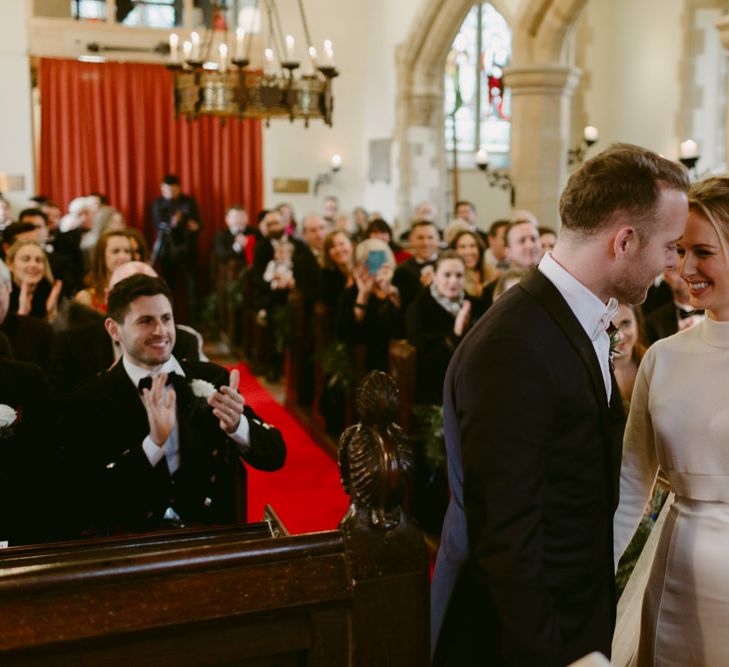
left=613, top=225, right=638, bottom=259
left=104, top=317, right=120, bottom=342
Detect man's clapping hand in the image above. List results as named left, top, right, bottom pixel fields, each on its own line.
left=209, top=368, right=245, bottom=433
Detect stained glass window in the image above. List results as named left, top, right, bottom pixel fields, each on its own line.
left=444, top=3, right=511, bottom=159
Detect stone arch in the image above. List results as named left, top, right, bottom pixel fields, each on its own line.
left=394, top=0, right=590, bottom=228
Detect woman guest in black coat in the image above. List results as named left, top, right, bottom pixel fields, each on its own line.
left=407, top=251, right=477, bottom=406
left=336, top=239, right=405, bottom=373
left=319, top=229, right=355, bottom=317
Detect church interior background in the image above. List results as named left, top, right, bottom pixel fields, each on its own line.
left=2, top=0, right=728, bottom=235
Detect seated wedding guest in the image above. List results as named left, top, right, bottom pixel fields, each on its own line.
left=0, top=259, right=54, bottom=369
left=352, top=206, right=369, bottom=242
left=0, top=358, right=56, bottom=545
left=300, top=213, right=329, bottom=260
left=0, top=193, right=13, bottom=232
left=80, top=205, right=126, bottom=269
left=365, top=218, right=410, bottom=264
left=124, top=227, right=149, bottom=262
left=74, top=230, right=133, bottom=314
left=394, top=220, right=441, bottom=311
left=1, top=221, right=36, bottom=257
left=644, top=266, right=703, bottom=343
left=50, top=261, right=200, bottom=395
left=482, top=219, right=542, bottom=309
left=6, top=240, right=62, bottom=322
left=611, top=303, right=647, bottom=410
left=214, top=205, right=253, bottom=265
left=55, top=197, right=93, bottom=295
left=276, top=202, right=297, bottom=236
left=319, top=229, right=355, bottom=315
left=322, top=195, right=339, bottom=225
left=484, top=218, right=510, bottom=271
left=15, top=208, right=73, bottom=295
left=449, top=229, right=497, bottom=303
left=491, top=267, right=527, bottom=302
left=453, top=200, right=489, bottom=246
left=407, top=251, right=476, bottom=406
left=61, top=274, right=286, bottom=537
left=336, top=239, right=405, bottom=373
left=538, top=225, right=557, bottom=255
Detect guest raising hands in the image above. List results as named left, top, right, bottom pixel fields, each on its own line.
left=5, top=239, right=62, bottom=322
left=337, top=239, right=405, bottom=373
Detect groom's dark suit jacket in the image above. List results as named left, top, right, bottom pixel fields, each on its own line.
left=60, top=359, right=286, bottom=537
left=431, top=269, right=625, bottom=666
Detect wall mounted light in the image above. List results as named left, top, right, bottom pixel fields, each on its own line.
left=679, top=139, right=700, bottom=175
left=476, top=148, right=515, bottom=206
left=314, top=154, right=342, bottom=195
left=567, top=125, right=599, bottom=165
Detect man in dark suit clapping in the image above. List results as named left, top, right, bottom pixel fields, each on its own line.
left=61, top=274, right=286, bottom=537
left=431, top=144, right=690, bottom=666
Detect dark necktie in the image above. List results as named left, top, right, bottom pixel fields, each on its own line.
left=137, top=372, right=182, bottom=394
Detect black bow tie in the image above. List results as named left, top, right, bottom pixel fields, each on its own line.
left=678, top=307, right=703, bottom=320
left=606, top=322, right=618, bottom=337
left=137, top=372, right=182, bottom=394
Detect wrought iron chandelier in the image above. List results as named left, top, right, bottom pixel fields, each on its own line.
left=167, top=0, right=338, bottom=126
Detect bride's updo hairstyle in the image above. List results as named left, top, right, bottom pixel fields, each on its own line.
left=687, top=176, right=729, bottom=258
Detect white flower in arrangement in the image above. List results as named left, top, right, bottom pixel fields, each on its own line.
left=0, top=404, right=18, bottom=428
left=190, top=378, right=216, bottom=399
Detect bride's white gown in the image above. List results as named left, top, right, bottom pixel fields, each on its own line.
left=614, top=317, right=729, bottom=666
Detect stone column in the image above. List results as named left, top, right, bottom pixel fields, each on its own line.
left=504, top=64, right=581, bottom=229
left=0, top=0, right=34, bottom=211
left=714, top=14, right=729, bottom=171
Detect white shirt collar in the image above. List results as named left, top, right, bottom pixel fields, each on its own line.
left=538, top=252, right=618, bottom=341
left=122, top=355, right=185, bottom=388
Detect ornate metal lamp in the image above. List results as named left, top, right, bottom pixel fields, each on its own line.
left=168, top=0, right=338, bottom=126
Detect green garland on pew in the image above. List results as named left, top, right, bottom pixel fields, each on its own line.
left=413, top=404, right=446, bottom=472
left=317, top=341, right=355, bottom=391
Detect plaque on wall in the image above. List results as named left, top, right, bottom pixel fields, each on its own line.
left=273, top=178, right=309, bottom=194
left=368, top=139, right=391, bottom=183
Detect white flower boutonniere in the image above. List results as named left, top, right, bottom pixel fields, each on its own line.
left=190, top=378, right=216, bottom=400
left=608, top=325, right=622, bottom=370
left=0, top=404, right=19, bottom=440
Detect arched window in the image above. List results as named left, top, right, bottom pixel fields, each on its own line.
left=444, top=3, right=511, bottom=161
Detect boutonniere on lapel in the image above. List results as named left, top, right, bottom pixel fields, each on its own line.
left=189, top=379, right=216, bottom=414
left=608, top=323, right=622, bottom=371
left=0, top=404, right=20, bottom=440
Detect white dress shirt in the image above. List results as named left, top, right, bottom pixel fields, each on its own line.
left=538, top=253, right=618, bottom=402
left=123, top=355, right=251, bottom=474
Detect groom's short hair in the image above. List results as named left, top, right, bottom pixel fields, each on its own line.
left=559, top=143, right=690, bottom=238
left=107, top=274, right=172, bottom=323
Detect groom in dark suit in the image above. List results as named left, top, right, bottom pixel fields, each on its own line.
left=61, top=274, right=286, bottom=537
left=431, top=144, right=690, bottom=666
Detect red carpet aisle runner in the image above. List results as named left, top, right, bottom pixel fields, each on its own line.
left=232, top=362, right=350, bottom=534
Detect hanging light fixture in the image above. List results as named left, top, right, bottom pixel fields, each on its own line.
left=167, top=0, right=338, bottom=127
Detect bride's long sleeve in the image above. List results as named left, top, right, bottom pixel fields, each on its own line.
left=613, top=349, right=660, bottom=566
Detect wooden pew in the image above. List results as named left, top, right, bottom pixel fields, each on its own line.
left=388, top=339, right=417, bottom=435
left=0, top=373, right=429, bottom=666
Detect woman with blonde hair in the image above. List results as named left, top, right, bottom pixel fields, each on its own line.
left=74, top=229, right=132, bottom=313
left=6, top=239, right=61, bottom=321
left=614, top=175, right=729, bottom=665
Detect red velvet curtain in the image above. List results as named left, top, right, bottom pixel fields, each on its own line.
left=38, top=57, right=263, bottom=278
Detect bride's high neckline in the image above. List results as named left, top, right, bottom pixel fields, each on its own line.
left=700, top=316, right=729, bottom=348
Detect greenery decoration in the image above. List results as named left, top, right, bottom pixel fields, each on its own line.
left=413, top=404, right=446, bottom=472
left=317, top=341, right=355, bottom=391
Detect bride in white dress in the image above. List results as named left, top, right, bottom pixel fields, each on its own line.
left=614, top=175, right=729, bottom=666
